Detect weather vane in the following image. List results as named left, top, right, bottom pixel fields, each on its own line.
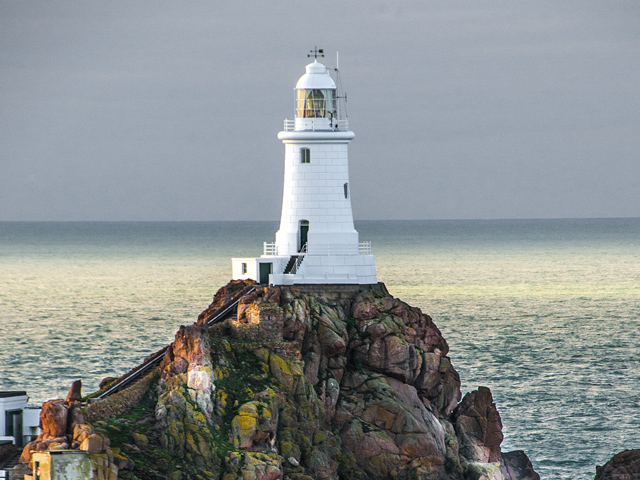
left=307, top=47, right=324, bottom=59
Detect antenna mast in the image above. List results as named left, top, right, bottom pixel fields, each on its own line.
left=334, top=51, right=348, bottom=119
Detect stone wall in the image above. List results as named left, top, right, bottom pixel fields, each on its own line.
left=85, top=371, right=158, bottom=422
left=231, top=303, right=284, bottom=342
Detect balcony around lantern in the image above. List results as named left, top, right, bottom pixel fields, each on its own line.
left=283, top=118, right=349, bottom=132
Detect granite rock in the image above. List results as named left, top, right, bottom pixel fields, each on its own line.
left=453, top=386, right=504, bottom=464
left=501, top=450, right=540, bottom=480
left=595, top=449, right=640, bottom=480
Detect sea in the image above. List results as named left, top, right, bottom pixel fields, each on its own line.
left=1, top=219, right=638, bottom=479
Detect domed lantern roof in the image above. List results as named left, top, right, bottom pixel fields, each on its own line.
left=287, top=52, right=344, bottom=130
left=295, top=60, right=336, bottom=90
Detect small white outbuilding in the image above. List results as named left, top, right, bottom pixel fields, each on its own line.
left=0, top=391, right=40, bottom=448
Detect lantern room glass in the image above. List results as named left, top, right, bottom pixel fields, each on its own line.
left=296, top=89, right=336, bottom=119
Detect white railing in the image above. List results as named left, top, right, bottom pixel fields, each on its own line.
left=283, top=118, right=349, bottom=132
left=359, top=241, right=372, bottom=255
left=263, top=241, right=372, bottom=256
left=263, top=242, right=277, bottom=256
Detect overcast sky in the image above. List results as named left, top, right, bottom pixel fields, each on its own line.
left=2, top=1, right=639, bottom=221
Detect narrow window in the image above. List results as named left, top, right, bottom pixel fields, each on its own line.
left=300, top=148, right=310, bottom=164
left=344, top=183, right=349, bottom=199
left=241, top=263, right=247, bottom=274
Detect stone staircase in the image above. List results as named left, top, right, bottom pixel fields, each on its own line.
left=0, top=451, right=21, bottom=478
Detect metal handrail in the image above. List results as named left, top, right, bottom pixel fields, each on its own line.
left=94, top=285, right=256, bottom=400
left=290, top=246, right=306, bottom=274
left=290, top=256, right=304, bottom=274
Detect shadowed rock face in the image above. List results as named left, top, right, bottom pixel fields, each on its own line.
left=500, top=451, right=540, bottom=480
left=18, top=281, right=539, bottom=480
left=595, top=450, right=640, bottom=480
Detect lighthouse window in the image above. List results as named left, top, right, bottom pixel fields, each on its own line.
left=300, top=148, right=310, bottom=164
left=241, top=263, right=247, bottom=274
left=344, top=183, right=349, bottom=199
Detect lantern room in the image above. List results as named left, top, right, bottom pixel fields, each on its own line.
left=294, top=60, right=338, bottom=131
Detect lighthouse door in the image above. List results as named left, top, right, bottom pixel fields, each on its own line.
left=6, top=409, right=23, bottom=447
left=299, top=221, right=309, bottom=252
left=259, top=263, right=272, bottom=285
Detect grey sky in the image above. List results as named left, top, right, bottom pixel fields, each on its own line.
left=2, top=1, right=639, bottom=221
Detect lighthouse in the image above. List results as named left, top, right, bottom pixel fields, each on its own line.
left=232, top=51, right=377, bottom=285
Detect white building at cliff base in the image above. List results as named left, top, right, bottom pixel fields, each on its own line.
left=232, top=54, right=377, bottom=285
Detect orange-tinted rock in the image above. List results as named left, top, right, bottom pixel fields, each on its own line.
left=40, top=399, right=68, bottom=437
left=65, top=380, right=82, bottom=403
left=80, top=433, right=106, bottom=453
left=18, top=440, right=37, bottom=463
left=170, top=324, right=209, bottom=367
left=73, top=424, right=92, bottom=445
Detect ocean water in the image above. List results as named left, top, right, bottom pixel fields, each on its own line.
left=1, top=219, right=639, bottom=479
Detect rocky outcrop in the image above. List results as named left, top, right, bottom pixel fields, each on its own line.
left=152, top=282, right=537, bottom=480
left=20, top=383, right=82, bottom=462
left=500, top=451, right=540, bottom=480
left=595, top=450, right=640, bottom=480
left=19, top=281, right=538, bottom=480
left=453, top=387, right=503, bottom=467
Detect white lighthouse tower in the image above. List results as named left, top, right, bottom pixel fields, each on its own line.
left=232, top=51, right=377, bottom=285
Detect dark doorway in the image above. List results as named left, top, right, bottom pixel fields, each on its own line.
left=6, top=409, right=23, bottom=447
left=259, top=263, right=272, bottom=284
left=299, top=220, right=309, bottom=252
